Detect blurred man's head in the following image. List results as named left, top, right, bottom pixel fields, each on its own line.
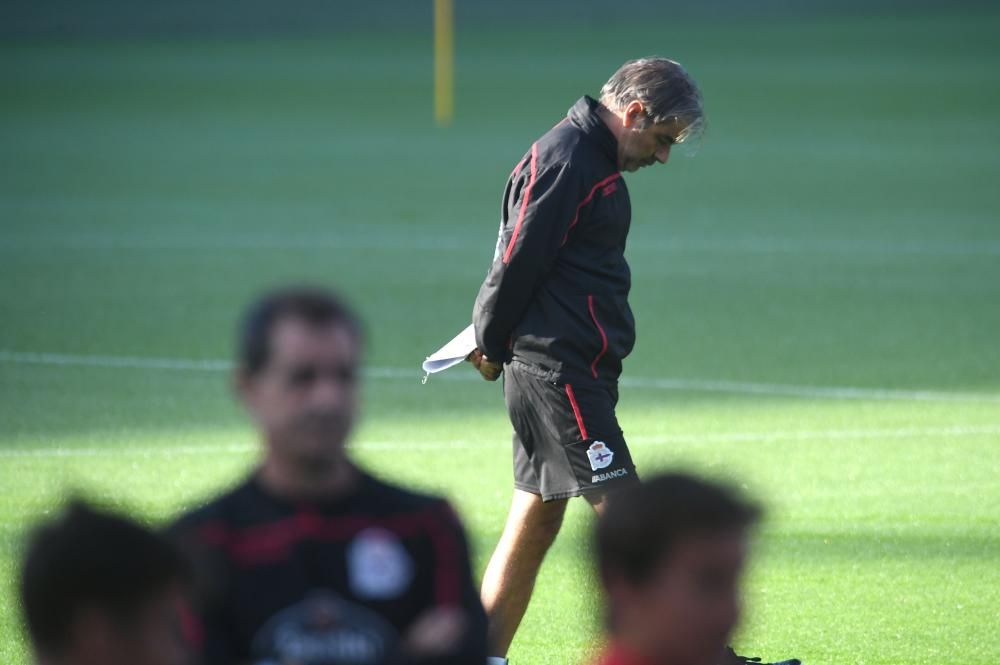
left=599, top=57, right=704, bottom=172
left=595, top=473, right=760, bottom=665
left=237, top=286, right=363, bottom=472
left=20, top=500, right=190, bottom=665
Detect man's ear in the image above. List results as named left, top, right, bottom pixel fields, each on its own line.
left=622, top=100, right=646, bottom=129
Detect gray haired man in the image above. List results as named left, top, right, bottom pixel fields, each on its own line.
left=466, top=58, right=706, bottom=662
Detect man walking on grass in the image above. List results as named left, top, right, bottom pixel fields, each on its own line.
left=468, top=56, right=704, bottom=662
left=468, top=58, right=798, bottom=665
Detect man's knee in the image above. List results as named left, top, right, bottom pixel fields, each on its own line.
left=532, top=501, right=567, bottom=540
left=508, top=492, right=567, bottom=547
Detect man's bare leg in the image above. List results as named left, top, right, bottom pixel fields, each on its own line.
left=481, top=489, right=568, bottom=658
left=586, top=491, right=609, bottom=516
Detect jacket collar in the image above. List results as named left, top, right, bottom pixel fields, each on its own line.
left=568, top=95, right=620, bottom=167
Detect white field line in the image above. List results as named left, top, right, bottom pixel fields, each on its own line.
left=617, top=376, right=1000, bottom=404
left=628, top=424, right=1000, bottom=446
left=3, top=226, right=999, bottom=257
left=0, top=351, right=231, bottom=372
left=0, top=443, right=256, bottom=459
left=3, top=349, right=1000, bottom=404
left=1, top=425, right=998, bottom=459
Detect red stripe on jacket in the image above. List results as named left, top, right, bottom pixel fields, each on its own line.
left=565, top=384, right=589, bottom=439
left=502, top=142, right=539, bottom=265
left=561, top=172, right=622, bottom=246
left=588, top=294, right=609, bottom=379
left=196, top=504, right=463, bottom=605
left=509, top=157, right=527, bottom=181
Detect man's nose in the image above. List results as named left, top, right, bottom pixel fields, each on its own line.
left=655, top=144, right=672, bottom=164
left=308, top=377, right=349, bottom=408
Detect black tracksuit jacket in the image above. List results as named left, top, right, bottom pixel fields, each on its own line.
left=473, top=95, right=635, bottom=384
left=169, top=472, right=488, bottom=665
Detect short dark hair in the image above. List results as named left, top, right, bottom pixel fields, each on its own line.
left=19, top=500, right=189, bottom=654
left=238, top=285, right=363, bottom=375
left=595, top=473, right=761, bottom=586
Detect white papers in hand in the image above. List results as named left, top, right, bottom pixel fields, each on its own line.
left=421, top=323, right=477, bottom=382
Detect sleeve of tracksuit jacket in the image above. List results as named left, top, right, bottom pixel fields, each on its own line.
left=473, top=146, right=584, bottom=362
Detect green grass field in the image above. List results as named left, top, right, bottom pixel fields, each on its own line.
left=2, top=10, right=999, bottom=664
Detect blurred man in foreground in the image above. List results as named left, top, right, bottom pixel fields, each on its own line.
left=592, top=473, right=800, bottom=665
left=19, top=500, right=191, bottom=665
left=170, top=286, right=487, bottom=665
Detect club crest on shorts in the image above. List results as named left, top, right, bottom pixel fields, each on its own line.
left=347, top=527, right=413, bottom=600
left=587, top=441, right=614, bottom=471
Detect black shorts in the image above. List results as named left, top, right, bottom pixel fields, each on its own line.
left=504, top=361, right=639, bottom=502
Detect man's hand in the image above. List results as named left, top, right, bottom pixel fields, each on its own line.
left=467, top=349, right=502, bottom=381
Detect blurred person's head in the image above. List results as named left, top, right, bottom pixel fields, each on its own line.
left=19, top=500, right=191, bottom=665
left=236, top=286, right=364, bottom=483
left=598, top=57, right=704, bottom=172
left=594, top=473, right=760, bottom=665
